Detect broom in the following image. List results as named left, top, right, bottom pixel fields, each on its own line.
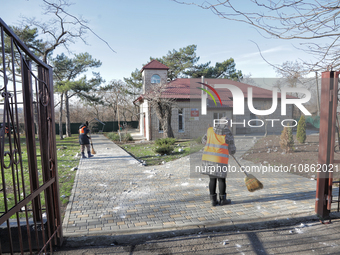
left=91, top=140, right=96, bottom=154
left=89, top=133, right=96, bottom=154
left=231, top=154, right=263, bottom=192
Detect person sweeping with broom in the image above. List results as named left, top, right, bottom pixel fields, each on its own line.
left=79, top=121, right=94, bottom=159
left=201, top=117, right=236, bottom=206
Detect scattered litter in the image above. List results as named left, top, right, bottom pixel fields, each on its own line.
left=110, top=243, right=115, bottom=246
left=61, top=195, right=66, bottom=198
left=294, top=228, right=303, bottom=234
left=236, top=244, right=242, bottom=248
left=70, top=167, right=78, bottom=171
left=181, top=182, right=189, bottom=186
left=222, top=239, right=229, bottom=244
left=289, top=230, right=293, bottom=234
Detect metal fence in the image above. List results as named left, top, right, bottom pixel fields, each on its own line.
left=0, top=18, right=62, bottom=254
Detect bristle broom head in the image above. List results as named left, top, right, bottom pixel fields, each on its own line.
left=91, top=148, right=96, bottom=154
left=244, top=174, right=263, bottom=192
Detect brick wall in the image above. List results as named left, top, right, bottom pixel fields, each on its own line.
left=149, top=99, right=294, bottom=140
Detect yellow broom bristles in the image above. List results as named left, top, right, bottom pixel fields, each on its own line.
left=244, top=174, right=263, bottom=192
left=91, top=144, right=96, bottom=154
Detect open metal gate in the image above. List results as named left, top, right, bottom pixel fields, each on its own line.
left=315, top=71, right=340, bottom=223
left=0, top=19, right=62, bottom=253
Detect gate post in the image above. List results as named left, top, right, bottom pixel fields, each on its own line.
left=315, top=71, right=340, bottom=220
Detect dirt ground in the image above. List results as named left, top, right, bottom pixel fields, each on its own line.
left=242, top=133, right=340, bottom=180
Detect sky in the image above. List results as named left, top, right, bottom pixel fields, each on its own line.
left=1, top=0, right=318, bottom=84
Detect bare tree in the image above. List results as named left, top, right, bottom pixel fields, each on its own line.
left=21, top=0, right=114, bottom=139
left=273, top=60, right=319, bottom=118
left=144, top=81, right=175, bottom=138
left=23, top=0, right=115, bottom=63
left=172, top=0, right=340, bottom=71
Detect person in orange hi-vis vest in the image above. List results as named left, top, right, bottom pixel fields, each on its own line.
left=201, top=117, right=236, bottom=206
left=79, top=121, right=94, bottom=159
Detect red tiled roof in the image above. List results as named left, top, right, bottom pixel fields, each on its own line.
left=141, top=60, right=169, bottom=71
left=134, top=78, right=295, bottom=107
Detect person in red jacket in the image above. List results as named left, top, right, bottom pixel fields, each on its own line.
left=79, top=121, right=93, bottom=159
left=201, top=117, right=236, bottom=206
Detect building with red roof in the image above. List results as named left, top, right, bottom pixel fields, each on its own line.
left=134, top=60, right=294, bottom=140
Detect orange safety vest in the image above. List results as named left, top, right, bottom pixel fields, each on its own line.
left=79, top=126, right=86, bottom=134
left=202, top=127, right=229, bottom=164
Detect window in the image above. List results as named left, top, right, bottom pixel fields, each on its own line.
left=159, top=120, right=163, bottom=132
left=250, top=113, right=261, bottom=125
left=213, top=112, right=227, bottom=120
left=178, top=109, right=184, bottom=132
left=151, top=74, right=161, bottom=84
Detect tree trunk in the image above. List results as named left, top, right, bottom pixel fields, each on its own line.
left=59, top=92, right=64, bottom=140
left=65, top=91, right=71, bottom=137
left=158, top=103, right=174, bottom=138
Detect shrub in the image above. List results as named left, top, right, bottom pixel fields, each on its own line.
left=155, top=144, right=174, bottom=155
left=280, top=126, right=295, bottom=152
left=123, top=133, right=133, bottom=142
left=155, top=137, right=176, bottom=146
left=194, top=136, right=203, bottom=144
left=296, top=115, right=306, bottom=143
left=107, top=132, right=134, bottom=142
left=107, top=132, right=120, bottom=141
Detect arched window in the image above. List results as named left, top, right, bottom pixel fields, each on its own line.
left=151, top=74, right=161, bottom=83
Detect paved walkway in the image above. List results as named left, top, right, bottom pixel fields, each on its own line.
left=62, top=134, right=334, bottom=237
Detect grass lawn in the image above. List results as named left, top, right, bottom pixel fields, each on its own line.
left=119, top=139, right=204, bottom=166
left=0, top=135, right=80, bottom=220
left=55, top=136, right=81, bottom=218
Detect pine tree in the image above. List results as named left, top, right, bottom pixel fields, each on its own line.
left=296, top=115, right=306, bottom=143
left=280, top=126, right=295, bottom=153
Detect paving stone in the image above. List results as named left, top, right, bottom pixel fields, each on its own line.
left=63, top=135, right=317, bottom=236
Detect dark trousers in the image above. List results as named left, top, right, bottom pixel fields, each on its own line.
left=80, top=144, right=90, bottom=153
left=209, top=176, right=226, bottom=195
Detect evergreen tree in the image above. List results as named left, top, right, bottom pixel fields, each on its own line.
left=280, top=125, right=295, bottom=152
left=52, top=53, right=103, bottom=138
left=296, top=115, right=306, bottom=143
